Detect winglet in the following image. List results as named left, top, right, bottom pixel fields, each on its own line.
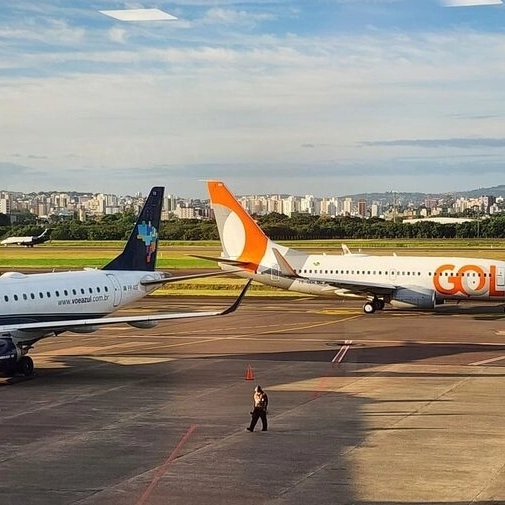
left=342, top=244, right=352, bottom=255
left=221, top=279, right=252, bottom=315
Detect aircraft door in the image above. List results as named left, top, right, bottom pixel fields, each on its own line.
left=497, top=267, right=505, bottom=288
left=106, top=274, right=122, bottom=307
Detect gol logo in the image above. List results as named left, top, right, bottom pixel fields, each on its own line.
left=433, top=264, right=505, bottom=297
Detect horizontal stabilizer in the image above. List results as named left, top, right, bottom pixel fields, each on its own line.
left=190, top=254, right=249, bottom=266
left=272, top=248, right=301, bottom=278
left=140, top=269, right=244, bottom=286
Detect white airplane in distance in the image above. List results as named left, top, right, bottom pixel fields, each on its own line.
left=0, top=186, right=250, bottom=377
left=1, top=228, right=50, bottom=247
left=198, top=180, right=505, bottom=314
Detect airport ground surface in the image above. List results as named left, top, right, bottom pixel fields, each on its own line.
left=2, top=294, right=505, bottom=505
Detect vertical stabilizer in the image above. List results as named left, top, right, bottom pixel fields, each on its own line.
left=207, top=181, right=271, bottom=268
left=103, top=186, right=164, bottom=271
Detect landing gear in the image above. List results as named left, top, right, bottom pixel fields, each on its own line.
left=17, top=356, right=34, bottom=376
left=0, top=339, right=35, bottom=377
left=363, top=302, right=375, bottom=314
left=363, top=297, right=385, bottom=314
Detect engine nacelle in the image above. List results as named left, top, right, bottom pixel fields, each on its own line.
left=70, top=326, right=99, bottom=334
left=127, top=321, right=159, bottom=329
left=0, top=338, right=20, bottom=373
left=390, top=286, right=436, bottom=309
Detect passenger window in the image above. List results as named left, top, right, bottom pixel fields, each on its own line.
left=64, top=290, right=68, bottom=296
left=14, top=294, right=18, bottom=301
left=39, top=292, right=43, bottom=298
left=46, top=291, right=51, bottom=298
left=23, top=294, right=27, bottom=300
left=55, top=291, right=60, bottom=297
left=30, top=293, right=35, bottom=299
left=72, top=289, right=77, bottom=295
left=4, top=295, right=8, bottom=302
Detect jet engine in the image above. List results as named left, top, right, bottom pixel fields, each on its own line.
left=390, top=287, right=436, bottom=309
left=0, top=338, right=20, bottom=374
left=127, top=321, right=159, bottom=329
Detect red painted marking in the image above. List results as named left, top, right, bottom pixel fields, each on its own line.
left=135, top=424, right=197, bottom=505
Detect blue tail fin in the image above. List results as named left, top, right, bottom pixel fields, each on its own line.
left=102, top=186, right=164, bottom=271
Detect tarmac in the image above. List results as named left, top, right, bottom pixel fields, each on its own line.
left=2, top=294, right=505, bottom=505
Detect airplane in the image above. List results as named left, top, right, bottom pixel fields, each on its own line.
left=196, top=180, right=505, bottom=315
left=0, top=186, right=251, bottom=377
left=1, top=228, right=50, bottom=247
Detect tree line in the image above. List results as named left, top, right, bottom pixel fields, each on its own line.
left=1, top=211, right=504, bottom=241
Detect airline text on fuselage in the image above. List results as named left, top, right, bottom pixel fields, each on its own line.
left=433, top=264, right=504, bottom=297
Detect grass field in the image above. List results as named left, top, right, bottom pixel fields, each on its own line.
left=1, top=239, right=505, bottom=295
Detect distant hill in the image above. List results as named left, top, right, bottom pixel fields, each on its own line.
left=344, top=185, right=505, bottom=203
left=453, top=185, right=505, bottom=198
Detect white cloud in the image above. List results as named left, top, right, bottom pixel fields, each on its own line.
left=108, top=27, right=128, bottom=44
left=203, top=7, right=275, bottom=25
left=2, top=1, right=505, bottom=194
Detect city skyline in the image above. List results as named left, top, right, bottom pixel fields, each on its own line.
left=2, top=181, right=505, bottom=200
left=2, top=2, right=505, bottom=197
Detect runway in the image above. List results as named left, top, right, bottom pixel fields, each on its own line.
left=2, top=295, right=505, bottom=505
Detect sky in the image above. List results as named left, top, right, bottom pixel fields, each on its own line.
left=2, top=1, right=505, bottom=198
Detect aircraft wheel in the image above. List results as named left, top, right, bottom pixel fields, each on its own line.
left=17, top=356, right=34, bottom=376
left=374, top=299, right=385, bottom=311
left=363, top=302, right=375, bottom=314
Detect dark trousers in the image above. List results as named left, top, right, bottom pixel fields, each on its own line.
left=249, top=408, right=267, bottom=431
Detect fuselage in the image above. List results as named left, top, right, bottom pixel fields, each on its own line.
left=1, top=234, right=47, bottom=246
left=0, top=269, right=162, bottom=328
left=222, top=252, right=505, bottom=303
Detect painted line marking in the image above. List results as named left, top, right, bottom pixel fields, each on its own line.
left=332, top=340, right=353, bottom=363
left=135, top=424, right=197, bottom=505
left=313, top=340, right=353, bottom=399
left=469, top=355, right=505, bottom=366
left=133, top=315, right=363, bottom=354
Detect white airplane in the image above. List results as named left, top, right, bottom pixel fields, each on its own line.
left=197, top=180, right=505, bottom=314
left=0, top=186, right=250, bottom=377
left=1, top=228, right=50, bottom=247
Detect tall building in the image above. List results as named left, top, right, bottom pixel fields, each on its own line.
left=358, top=199, right=367, bottom=218
left=343, top=197, right=353, bottom=216
left=0, top=197, right=11, bottom=215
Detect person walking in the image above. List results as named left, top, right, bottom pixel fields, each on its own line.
left=247, top=385, right=268, bottom=432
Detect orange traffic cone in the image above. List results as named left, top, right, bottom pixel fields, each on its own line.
left=245, top=364, right=255, bottom=381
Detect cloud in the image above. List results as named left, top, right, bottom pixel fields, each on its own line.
left=360, top=138, right=505, bottom=148
left=2, top=3, right=505, bottom=197
left=0, top=161, right=38, bottom=174
left=108, top=27, right=128, bottom=44
left=203, top=7, right=276, bottom=26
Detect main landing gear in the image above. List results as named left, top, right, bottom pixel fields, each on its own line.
left=0, top=338, right=35, bottom=377
left=362, top=297, right=385, bottom=314
left=16, top=356, right=34, bottom=376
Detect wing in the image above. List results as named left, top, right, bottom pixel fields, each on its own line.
left=2, top=280, right=251, bottom=340
left=140, top=268, right=244, bottom=287
left=305, top=276, right=397, bottom=296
